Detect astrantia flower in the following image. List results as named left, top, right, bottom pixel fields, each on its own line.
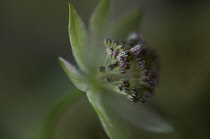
left=99, top=33, right=159, bottom=103
left=59, top=0, right=172, bottom=138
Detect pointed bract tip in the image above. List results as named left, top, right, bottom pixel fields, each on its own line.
left=58, top=57, right=72, bottom=69
left=58, top=56, right=66, bottom=63
left=68, top=2, right=75, bottom=15
left=68, top=2, right=72, bottom=7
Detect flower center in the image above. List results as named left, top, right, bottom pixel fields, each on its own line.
left=98, top=33, right=159, bottom=103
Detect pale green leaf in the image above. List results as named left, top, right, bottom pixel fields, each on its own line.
left=107, top=95, right=174, bottom=133
left=89, top=0, right=111, bottom=66
left=59, top=57, right=87, bottom=92
left=41, top=89, right=84, bottom=139
left=68, top=3, right=88, bottom=71
left=86, top=88, right=132, bottom=139
left=110, top=8, right=142, bottom=40
left=89, top=0, right=111, bottom=44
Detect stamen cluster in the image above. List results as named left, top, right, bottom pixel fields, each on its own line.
left=98, top=33, right=159, bottom=103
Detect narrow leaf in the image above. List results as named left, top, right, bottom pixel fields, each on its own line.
left=110, top=8, right=142, bottom=40
left=89, top=0, right=111, bottom=44
left=68, top=3, right=88, bottom=71
left=86, top=88, right=132, bottom=139
left=59, top=57, right=87, bottom=92
left=108, top=95, right=174, bottom=133
left=41, top=89, right=84, bottom=139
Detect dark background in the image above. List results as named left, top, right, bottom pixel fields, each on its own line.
left=1, top=0, right=210, bottom=138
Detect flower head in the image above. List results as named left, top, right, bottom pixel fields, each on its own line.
left=98, top=33, right=159, bottom=103
left=59, top=0, right=172, bottom=138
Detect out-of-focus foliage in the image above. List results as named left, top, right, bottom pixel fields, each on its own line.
left=0, top=0, right=210, bottom=139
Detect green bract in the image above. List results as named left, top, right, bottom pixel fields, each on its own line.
left=59, top=0, right=173, bottom=138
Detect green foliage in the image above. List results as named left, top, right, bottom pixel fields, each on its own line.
left=59, top=57, right=87, bottom=91
left=110, top=8, right=142, bottom=40
left=107, top=94, right=173, bottom=133
left=89, top=0, right=111, bottom=44
left=87, top=88, right=132, bottom=139
left=68, top=3, right=88, bottom=71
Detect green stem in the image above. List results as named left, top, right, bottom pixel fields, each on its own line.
left=41, top=89, right=84, bottom=139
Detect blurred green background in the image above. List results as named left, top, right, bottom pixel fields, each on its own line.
left=1, top=0, right=210, bottom=138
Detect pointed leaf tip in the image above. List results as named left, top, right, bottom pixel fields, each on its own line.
left=59, top=57, right=87, bottom=92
